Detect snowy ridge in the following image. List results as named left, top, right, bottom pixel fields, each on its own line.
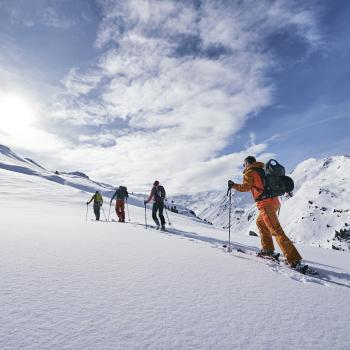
left=282, top=156, right=350, bottom=250
left=24, top=158, right=47, bottom=170
left=170, top=190, right=254, bottom=227
left=0, top=145, right=206, bottom=217
left=0, top=144, right=146, bottom=208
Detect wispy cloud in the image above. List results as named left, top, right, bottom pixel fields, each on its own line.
left=41, top=6, right=77, bottom=29
left=2, top=0, right=77, bottom=29
left=1, top=0, right=322, bottom=193
left=62, top=68, right=102, bottom=97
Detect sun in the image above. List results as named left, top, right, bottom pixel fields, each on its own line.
left=0, top=93, right=36, bottom=134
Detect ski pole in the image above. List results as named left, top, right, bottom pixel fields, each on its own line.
left=101, top=204, right=107, bottom=221
left=144, top=203, right=148, bottom=228
left=164, top=206, right=172, bottom=226
left=86, top=203, right=89, bottom=221
left=227, top=187, right=232, bottom=252
left=126, top=200, right=130, bottom=222
left=108, top=202, right=112, bottom=221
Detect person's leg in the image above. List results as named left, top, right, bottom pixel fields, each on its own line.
left=116, top=200, right=123, bottom=221
left=158, top=203, right=166, bottom=227
left=260, top=204, right=302, bottom=264
left=94, top=203, right=100, bottom=221
left=121, top=201, right=125, bottom=222
left=256, top=211, right=275, bottom=252
left=152, top=203, right=160, bottom=226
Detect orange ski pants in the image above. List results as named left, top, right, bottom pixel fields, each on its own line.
left=256, top=203, right=302, bottom=265
left=115, top=200, right=125, bottom=222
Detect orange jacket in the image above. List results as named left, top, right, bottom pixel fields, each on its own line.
left=232, top=161, right=279, bottom=208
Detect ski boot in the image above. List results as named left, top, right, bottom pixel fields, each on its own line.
left=290, top=261, right=318, bottom=275
left=257, top=249, right=280, bottom=262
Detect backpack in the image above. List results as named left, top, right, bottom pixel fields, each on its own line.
left=117, top=186, right=128, bottom=200
left=254, top=159, right=294, bottom=201
left=154, top=185, right=166, bottom=203
left=94, top=192, right=103, bottom=203
left=119, top=186, right=128, bottom=195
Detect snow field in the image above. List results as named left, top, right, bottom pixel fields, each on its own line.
left=2, top=215, right=349, bottom=350
left=1, top=157, right=350, bottom=349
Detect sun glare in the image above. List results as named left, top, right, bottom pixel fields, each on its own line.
left=0, top=94, right=36, bottom=134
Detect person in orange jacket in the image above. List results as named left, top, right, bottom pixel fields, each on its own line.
left=228, top=156, right=303, bottom=269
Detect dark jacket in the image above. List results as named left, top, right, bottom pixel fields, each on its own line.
left=111, top=187, right=129, bottom=201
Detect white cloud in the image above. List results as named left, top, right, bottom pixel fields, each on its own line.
left=4, top=1, right=78, bottom=29
left=41, top=6, right=77, bottom=29
left=62, top=68, right=102, bottom=97
left=2, top=0, right=322, bottom=194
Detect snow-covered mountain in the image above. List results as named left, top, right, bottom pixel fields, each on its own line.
left=172, top=156, right=350, bottom=251
left=1, top=144, right=350, bottom=349
left=0, top=144, right=113, bottom=192
left=1, top=144, right=349, bottom=251
left=0, top=144, right=201, bottom=218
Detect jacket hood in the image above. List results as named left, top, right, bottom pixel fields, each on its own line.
left=244, top=161, right=264, bottom=173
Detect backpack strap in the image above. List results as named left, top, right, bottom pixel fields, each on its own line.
left=250, top=167, right=269, bottom=202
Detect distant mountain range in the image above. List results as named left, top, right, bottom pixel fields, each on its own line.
left=1, top=144, right=349, bottom=251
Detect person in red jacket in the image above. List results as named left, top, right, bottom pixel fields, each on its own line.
left=228, top=156, right=303, bottom=270
left=144, top=180, right=166, bottom=230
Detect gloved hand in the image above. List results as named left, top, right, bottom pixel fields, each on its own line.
left=228, top=180, right=234, bottom=188
left=109, top=201, right=112, bottom=206
left=86, top=202, right=89, bottom=205
left=144, top=200, right=148, bottom=205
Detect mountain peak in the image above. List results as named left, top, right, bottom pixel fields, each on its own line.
left=0, top=144, right=12, bottom=154
left=0, top=144, right=25, bottom=162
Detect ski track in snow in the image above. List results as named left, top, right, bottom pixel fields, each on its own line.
left=1, top=148, right=350, bottom=349
left=135, top=223, right=350, bottom=289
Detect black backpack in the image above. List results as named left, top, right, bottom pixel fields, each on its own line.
left=117, top=186, right=128, bottom=199
left=154, top=185, right=166, bottom=202
left=119, top=186, right=128, bottom=195
left=254, top=159, right=294, bottom=201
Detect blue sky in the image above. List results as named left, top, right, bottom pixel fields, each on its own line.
left=0, top=0, right=349, bottom=193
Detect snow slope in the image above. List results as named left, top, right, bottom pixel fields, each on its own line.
left=0, top=144, right=146, bottom=209
left=171, top=190, right=255, bottom=231
left=1, top=147, right=350, bottom=349
left=173, top=156, right=350, bottom=251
